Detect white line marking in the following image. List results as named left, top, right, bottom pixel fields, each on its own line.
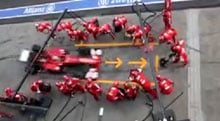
left=99, top=107, right=104, bottom=116
left=186, top=9, right=203, bottom=121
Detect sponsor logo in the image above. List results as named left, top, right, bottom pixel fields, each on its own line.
left=110, top=0, right=142, bottom=4
left=98, top=0, right=110, bottom=6
left=46, top=3, right=55, bottom=13
left=23, top=7, right=45, bottom=14
left=23, top=3, right=55, bottom=14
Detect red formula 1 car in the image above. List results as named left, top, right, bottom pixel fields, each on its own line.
left=20, top=44, right=102, bottom=77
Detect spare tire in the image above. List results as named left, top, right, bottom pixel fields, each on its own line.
left=160, top=58, right=169, bottom=68
left=32, top=44, right=41, bottom=53
left=152, top=109, right=176, bottom=121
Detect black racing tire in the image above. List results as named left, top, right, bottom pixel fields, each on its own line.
left=77, top=47, right=91, bottom=57
left=178, top=119, right=190, bottom=121
left=152, top=109, right=176, bottom=121
left=39, top=82, right=52, bottom=93
left=28, top=98, right=42, bottom=106
left=119, top=88, right=125, bottom=95
left=114, top=26, right=123, bottom=33
left=27, top=52, right=37, bottom=64
left=112, top=19, right=123, bottom=33
left=63, top=67, right=85, bottom=78
left=29, top=67, right=38, bottom=75
left=94, top=19, right=99, bottom=27
left=62, top=64, right=91, bottom=78
left=160, top=58, right=169, bottom=68
left=165, top=109, right=176, bottom=121
left=168, top=53, right=176, bottom=59
left=25, top=65, right=40, bottom=75
left=31, top=44, right=41, bottom=53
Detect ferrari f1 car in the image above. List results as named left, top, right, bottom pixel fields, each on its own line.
left=19, top=44, right=102, bottom=78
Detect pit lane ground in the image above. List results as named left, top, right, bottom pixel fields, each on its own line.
left=0, top=11, right=188, bottom=121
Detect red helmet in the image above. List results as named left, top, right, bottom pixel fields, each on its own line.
left=87, top=78, right=93, bottom=83
left=120, top=16, right=127, bottom=24
left=63, top=75, right=71, bottom=81
left=178, top=40, right=185, bottom=47
left=172, top=45, right=181, bottom=53
left=144, top=24, right=152, bottom=33
left=130, top=69, right=139, bottom=76
left=124, top=82, right=130, bottom=89
left=66, top=80, right=73, bottom=86
left=126, top=25, right=137, bottom=34
left=134, top=30, right=143, bottom=38
left=156, top=74, right=163, bottom=81
left=99, top=24, right=111, bottom=33
left=5, top=88, right=13, bottom=98
left=167, top=28, right=177, bottom=36
left=83, top=22, right=89, bottom=27
left=128, top=69, right=140, bottom=81
left=65, top=21, right=73, bottom=30
left=36, top=80, right=43, bottom=84
left=90, top=17, right=98, bottom=24
left=55, top=82, right=62, bottom=88
left=114, top=20, right=121, bottom=27
left=113, top=82, right=120, bottom=87
left=124, top=82, right=128, bottom=86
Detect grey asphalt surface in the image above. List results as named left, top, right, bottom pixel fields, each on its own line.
left=200, top=7, right=220, bottom=121
left=0, top=11, right=188, bottom=121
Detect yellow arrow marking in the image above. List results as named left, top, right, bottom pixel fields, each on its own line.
left=128, top=57, right=148, bottom=69
left=155, top=54, right=160, bottom=73
left=74, top=41, right=158, bottom=48
left=104, top=57, right=122, bottom=68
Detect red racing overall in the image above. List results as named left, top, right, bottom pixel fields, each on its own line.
left=171, top=40, right=189, bottom=66
left=85, top=79, right=102, bottom=101
left=30, top=80, right=51, bottom=94
left=129, top=69, right=158, bottom=98
left=35, top=22, right=53, bottom=34
left=156, top=75, right=174, bottom=95
left=106, top=82, right=124, bottom=102
left=123, top=82, right=139, bottom=100
left=4, top=87, right=27, bottom=103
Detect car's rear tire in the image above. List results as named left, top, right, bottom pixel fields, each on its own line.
left=77, top=47, right=91, bottom=57
left=62, top=64, right=91, bottom=78
left=25, top=65, right=41, bottom=75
